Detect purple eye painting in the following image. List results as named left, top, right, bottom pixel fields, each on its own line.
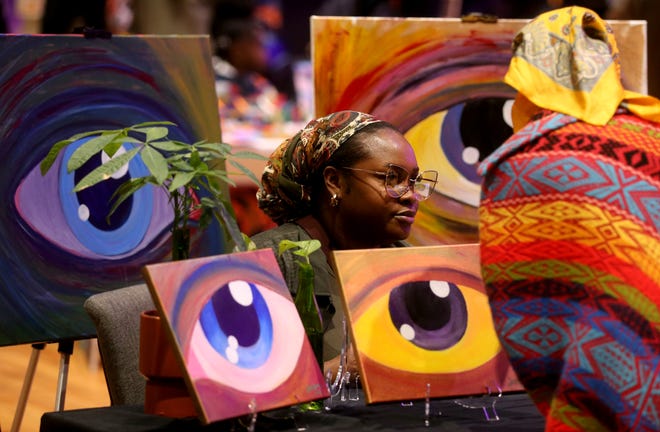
left=0, top=34, right=224, bottom=346
left=143, top=249, right=330, bottom=423
left=388, top=280, right=468, bottom=351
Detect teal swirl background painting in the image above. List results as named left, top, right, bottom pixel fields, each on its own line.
left=0, top=34, right=224, bottom=346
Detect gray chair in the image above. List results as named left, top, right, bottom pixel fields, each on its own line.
left=84, top=283, right=155, bottom=406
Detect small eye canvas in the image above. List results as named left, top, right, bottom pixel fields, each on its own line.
left=143, top=248, right=330, bottom=424
left=331, top=244, right=523, bottom=403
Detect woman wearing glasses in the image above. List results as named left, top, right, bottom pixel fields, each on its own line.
left=251, top=110, right=437, bottom=372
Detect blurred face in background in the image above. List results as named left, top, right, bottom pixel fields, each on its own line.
left=231, top=25, right=269, bottom=74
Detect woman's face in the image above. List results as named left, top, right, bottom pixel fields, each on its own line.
left=336, top=127, right=420, bottom=248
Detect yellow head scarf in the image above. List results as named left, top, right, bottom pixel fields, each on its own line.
left=504, top=6, right=660, bottom=127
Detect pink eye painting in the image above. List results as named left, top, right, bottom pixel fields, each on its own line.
left=143, top=248, right=330, bottom=424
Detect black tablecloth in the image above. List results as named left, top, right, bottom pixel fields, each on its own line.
left=41, top=392, right=544, bottom=431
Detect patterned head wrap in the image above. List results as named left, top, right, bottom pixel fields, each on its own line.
left=257, top=110, right=383, bottom=224
left=505, top=6, right=660, bottom=125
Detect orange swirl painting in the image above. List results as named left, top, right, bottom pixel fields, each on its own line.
left=312, top=17, right=646, bottom=247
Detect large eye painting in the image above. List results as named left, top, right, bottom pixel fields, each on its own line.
left=18, top=137, right=171, bottom=258
left=405, top=99, right=513, bottom=245
left=312, top=17, right=518, bottom=245
left=0, top=34, right=224, bottom=346
left=190, top=279, right=302, bottom=393
left=145, top=249, right=330, bottom=423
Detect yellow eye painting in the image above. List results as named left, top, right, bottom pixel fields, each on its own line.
left=331, top=244, right=523, bottom=403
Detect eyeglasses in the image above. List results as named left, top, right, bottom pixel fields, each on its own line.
left=341, top=163, right=438, bottom=200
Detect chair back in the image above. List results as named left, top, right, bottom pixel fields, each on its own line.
left=84, top=284, right=154, bottom=405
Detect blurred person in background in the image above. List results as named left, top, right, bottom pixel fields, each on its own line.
left=1, top=0, right=18, bottom=32
left=130, top=0, right=214, bottom=34
left=105, top=0, right=133, bottom=34
left=211, top=0, right=294, bottom=123
left=253, top=0, right=297, bottom=104
left=39, top=0, right=133, bottom=34
left=41, top=0, right=106, bottom=33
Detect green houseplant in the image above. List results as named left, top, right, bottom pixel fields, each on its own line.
left=40, top=120, right=266, bottom=417
left=278, top=238, right=325, bottom=411
left=40, top=121, right=264, bottom=257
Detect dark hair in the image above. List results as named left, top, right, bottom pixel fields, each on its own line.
left=213, top=18, right=263, bottom=59
left=309, top=121, right=399, bottom=202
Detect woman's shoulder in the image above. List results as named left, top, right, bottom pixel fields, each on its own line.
left=251, top=223, right=311, bottom=249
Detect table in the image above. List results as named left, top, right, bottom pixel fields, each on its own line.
left=41, top=392, right=544, bottom=431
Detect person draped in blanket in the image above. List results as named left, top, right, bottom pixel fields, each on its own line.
left=478, top=6, right=660, bottom=431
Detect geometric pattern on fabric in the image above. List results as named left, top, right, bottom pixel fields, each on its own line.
left=482, top=246, right=660, bottom=329
left=487, top=155, right=660, bottom=233
left=482, top=253, right=660, bottom=327
left=478, top=111, right=576, bottom=178
left=479, top=110, right=660, bottom=431
left=488, top=281, right=660, bottom=431
left=479, top=200, right=660, bottom=289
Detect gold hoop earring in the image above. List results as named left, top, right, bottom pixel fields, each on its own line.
left=330, top=193, right=340, bottom=207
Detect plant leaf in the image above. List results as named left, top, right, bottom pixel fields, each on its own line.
left=141, top=126, right=169, bottom=142
left=205, top=170, right=236, bottom=187
left=106, top=177, right=150, bottom=222
left=194, top=161, right=209, bottom=173
left=67, top=131, right=124, bottom=172
left=189, top=149, right=201, bottom=168
left=196, top=142, right=232, bottom=154
left=231, top=150, right=268, bottom=160
left=278, top=239, right=321, bottom=264
left=73, top=147, right=141, bottom=191
left=169, top=159, right=193, bottom=171
left=140, top=146, right=169, bottom=184
left=168, top=171, right=196, bottom=192
left=40, top=138, right=75, bottom=175
left=129, top=120, right=176, bottom=129
left=243, top=233, right=258, bottom=251
left=214, top=198, right=246, bottom=252
left=149, top=140, right=189, bottom=152
left=228, top=159, right=261, bottom=186
left=103, top=136, right=141, bottom=158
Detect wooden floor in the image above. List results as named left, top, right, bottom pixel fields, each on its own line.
left=0, top=340, right=110, bottom=432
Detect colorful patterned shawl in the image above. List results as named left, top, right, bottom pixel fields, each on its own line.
left=479, top=7, right=660, bottom=429
left=479, top=109, right=660, bottom=431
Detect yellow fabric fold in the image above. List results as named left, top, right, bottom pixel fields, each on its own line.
left=504, top=6, right=660, bottom=126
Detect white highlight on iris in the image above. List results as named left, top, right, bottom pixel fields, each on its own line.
left=228, top=280, right=254, bottom=306
left=430, top=280, right=450, bottom=298
left=78, top=204, right=90, bottom=221
left=399, top=323, right=415, bottom=341
left=503, top=99, right=514, bottom=128
left=101, top=145, right=129, bottom=179
left=225, top=335, right=239, bottom=364
left=462, top=147, right=480, bottom=165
